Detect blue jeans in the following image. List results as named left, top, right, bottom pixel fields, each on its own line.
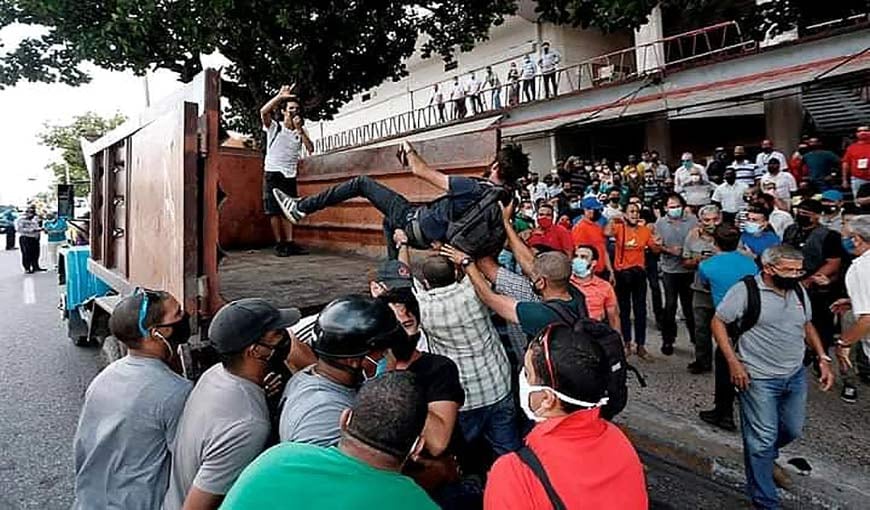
left=458, top=395, right=521, bottom=456
left=851, top=177, right=869, bottom=200
left=738, top=367, right=807, bottom=509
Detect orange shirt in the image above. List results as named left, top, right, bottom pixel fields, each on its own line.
left=570, top=275, right=617, bottom=321
left=571, top=219, right=608, bottom=273
left=613, top=222, right=654, bottom=271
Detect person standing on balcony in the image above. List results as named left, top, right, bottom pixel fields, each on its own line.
left=506, top=62, right=520, bottom=107
left=259, top=84, right=314, bottom=257
left=485, top=66, right=502, bottom=110
left=538, top=41, right=561, bottom=99
left=428, top=83, right=445, bottom=123
left=467, top=72, right=484, bottom=115
left=521, top=55, right=537, bottom=102
left=450, top=76, right=467, bottom=120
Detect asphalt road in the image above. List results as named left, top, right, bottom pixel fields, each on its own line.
left=0, top=247, right=752, bottom=509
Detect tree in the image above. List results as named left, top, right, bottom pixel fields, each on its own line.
left=38, top=111, right=126, bottom=196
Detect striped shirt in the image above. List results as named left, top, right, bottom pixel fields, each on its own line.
left=729, top=160, right=759, bottom=186
left=495, top=267, right=539, bottom=364
left=414, top=278, right=511, bottom=411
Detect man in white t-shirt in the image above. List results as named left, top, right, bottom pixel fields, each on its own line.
left=835, top=216, right=870, bottom=403
left=260, top=84, right=314, bottom=256
left=758, top=159, right=796, bottom=201
left=711, top=169, right=748, bottom=223
left=467, top=72, right=484, bottom=114
left=754, top=139, right=788, bottom=177
left=538, top=41, right=561, bottom=98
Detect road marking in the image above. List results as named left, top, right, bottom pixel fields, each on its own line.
left=23, top=277, right=36, bottom=304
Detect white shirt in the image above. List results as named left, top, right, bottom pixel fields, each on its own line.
left=755, top=150, right=788, bottom=175
left=759, top=171, right=797, bottom=200
left=712, top=181, right=748, bottom=213
left=845, top=249, right=870, bottom=358
left=521, top=60, right=537, bottom=80
left=263, top=122, right=305, bottom=178
left=451, top=82, right=465, bottom=100
left=538, top=50, right=561, bottom=73
left=769, top=208, right=794, bottom=239
left=429, top=88, right=443, bottom=105
left=467, top=76, right=482, bottom=95
left=527, top=182, right=548, bottom=203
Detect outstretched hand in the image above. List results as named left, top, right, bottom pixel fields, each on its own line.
left=440, top=245, right=469, bottom=266
left=278, top=83, right=296, bottom=98
left=393, top=229, right=409, bottom=248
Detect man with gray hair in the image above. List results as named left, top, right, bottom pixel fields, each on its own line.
left=834, top=215, right=870, bottom=402
left=712, top=245, right=834, bottom=509
left=683, top=204, right=721, bottom=374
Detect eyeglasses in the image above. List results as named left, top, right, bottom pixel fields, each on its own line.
left=771, top=267, right=806, bottom=278
left=256, top=333, right=290, bottom=357
left=531, top=325, right=558, bottom=389
left=135, top=287, right=161, bottom=337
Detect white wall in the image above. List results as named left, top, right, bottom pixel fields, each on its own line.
left=510, top=133, right=556, bottom=176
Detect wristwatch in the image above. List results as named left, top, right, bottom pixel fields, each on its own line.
left=460, top=257, right=472, bottom=268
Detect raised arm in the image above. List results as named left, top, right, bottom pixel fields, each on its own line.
left=502, top=203, right=535, bottom=277
left=441, top=245, right=520, bottom=324
left=403, top=141, right=448, bottom=191
left=260, top=84, right=296, bottom=128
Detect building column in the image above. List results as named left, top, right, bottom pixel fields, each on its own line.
left=764, top=87, right=803, bottom=152
left=634, top=6, right=664, bottom=73
left=645, top=117, right=672, bottom=165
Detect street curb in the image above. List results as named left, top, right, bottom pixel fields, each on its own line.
left=615, top=401, right=869, bottom=509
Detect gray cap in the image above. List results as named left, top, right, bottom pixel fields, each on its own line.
left=209, top=298, right=301, bottom=354
left=375, top=260, right=412, bottom=289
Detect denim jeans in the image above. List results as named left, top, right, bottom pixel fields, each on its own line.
left=458, top=395, right=522, bottom=456
left=542, top=72, right=558, bottom=98
left=851, top=177, right=869, bottom=200
left=693, top=291, right=714, bottom=367
left=662, top=272, right=696, bottom=345
left=298, top=175, right=418, bottom=259
left=739, top=367, right=808, bottom=510
left=615, top=267, right=647, bottom=346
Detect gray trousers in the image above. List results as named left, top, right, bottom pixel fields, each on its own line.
left=693, top=290, right=714, bottom=367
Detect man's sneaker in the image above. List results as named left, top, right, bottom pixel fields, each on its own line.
left=660, top=343, right=674, bottom=356
left=841, top=382, right=858, bottom=404
left=284, top=241, right=309, bottom=256
left=275, top=242, right=290, bottom=257
left=699, top=409, right=737, bottom=432
left=272, top=189, right=306, bottom=224
left=773, top=463, right=794, bottom=490
left=687, top=361, right=712, bottom=375
left=637, top=345, right=651, bottom=361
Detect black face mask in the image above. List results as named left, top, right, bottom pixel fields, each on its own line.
left=267, top=332, right=293, bottom=378
left=160, top=312, right=192, bottom=347
left=795, top=214, right=813, bottom=229
left=771, top=274, right=801, bottom=291
left=725, top=175, right=736, bottom=184
left=591, top=210, right=602, bottom=221
left=824, top=205, right=839, bottom=215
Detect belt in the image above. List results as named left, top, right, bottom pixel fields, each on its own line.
left=405, top=209, right=429, bottom=250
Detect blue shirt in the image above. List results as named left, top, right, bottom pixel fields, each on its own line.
left=740, top=230, right=780, bottom=258
left=802, top=149, right=840, bottom=184
left=698, top=251, right=759, bottom=306
left=44, top=217, right=68, bottom=242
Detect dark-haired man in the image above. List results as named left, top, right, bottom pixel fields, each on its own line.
left=221, top=372, right=438, bottom=509
left=260, top=84, right=313, bottom=256
left=273, top=140, right=529, bottom=259
left=527, top=202, right=573, bottom=257
left=73, top=290, right=192, bottom=510
left=483, top=322, right=647, bottom=509
left=165, top=299, right=301, bottom=510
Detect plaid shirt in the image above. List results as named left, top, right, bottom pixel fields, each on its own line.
left=415, top=278, right=511, bottom=411
left=495, top=267, right=539, bottom=363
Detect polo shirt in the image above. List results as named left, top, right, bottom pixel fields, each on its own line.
left=483, top=409, right=647, bottom=510
left=716, top=275, right=811, bottom=379
left=571, top=219, right=608, bottom=273
left=221, top=444, right=438, bottom=510
left=528, top=224, right=574, bottom=257
left=569, top=275, right=616, bottom=321
left=613, top=222, right=653, bottom=271
left=740, top=230, right=781, bottom=258
left=844, top=140, right=870, bottom=180
left=711, top=181, right=748, bottom=213
left=698, top=251, right=759, bottom=307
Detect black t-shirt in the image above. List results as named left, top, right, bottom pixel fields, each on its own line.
left=408, top=352, right=465, bottom=407
left=418, top=176, right=485, bottom=242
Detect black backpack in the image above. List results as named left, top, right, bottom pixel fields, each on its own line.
left=445, top=180, right=508, bottom=258
left=541, top=301, right=646, bottom=420
left=726, top=275, right=808, bottom=345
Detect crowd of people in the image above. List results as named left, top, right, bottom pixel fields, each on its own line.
left=427, top=41, right=564, bottom=123
left=71, top=110, right=870, bottom=510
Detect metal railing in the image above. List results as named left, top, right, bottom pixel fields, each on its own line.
left=315, top=21, right=756, bottom=153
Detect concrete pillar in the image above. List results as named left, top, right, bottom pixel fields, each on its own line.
left=764, top=87, right=803, bottom=152
left=634, top=6, right=664, bottom=73
left=645, top=117, right=672, bottom=165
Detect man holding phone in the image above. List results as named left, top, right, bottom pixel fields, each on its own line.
left=260, top=84, right=314, bottom=257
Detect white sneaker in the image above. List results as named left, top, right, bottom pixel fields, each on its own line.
left=273, top=189, right=306, bottom=224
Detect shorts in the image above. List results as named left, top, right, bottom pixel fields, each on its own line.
left=263, top=171, right=298, bottom=216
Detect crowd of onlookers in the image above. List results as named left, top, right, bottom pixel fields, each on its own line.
left=70, top=126, right=870, bottom=510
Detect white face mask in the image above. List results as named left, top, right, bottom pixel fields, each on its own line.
left=518, top=367, right=608, bottom=422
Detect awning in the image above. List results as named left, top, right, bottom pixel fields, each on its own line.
left=349, top=114, right=502, bottom=152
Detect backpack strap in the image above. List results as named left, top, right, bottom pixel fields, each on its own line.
left=736, top=276, right=761, bottom=341
left=515, top=446, right=567, bottom=510
left=268, top=122, right=282, bottom=149
left=542, top=300, right=580, bottom=327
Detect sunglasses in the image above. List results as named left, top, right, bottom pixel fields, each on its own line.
left=531, top=325, right=558, bottom=389
left=135, top=287, right=161, bottom=337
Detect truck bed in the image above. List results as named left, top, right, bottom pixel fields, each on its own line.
left=218, top=249, right=376, bottom=315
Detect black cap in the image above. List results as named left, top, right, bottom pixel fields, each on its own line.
left=375, top=260, right=412, bottom=289
left=209, top=298, right=301, bottom=354
left=797, top=198, right=824, bottom=214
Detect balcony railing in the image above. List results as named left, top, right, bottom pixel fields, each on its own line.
left=315, top=20, right=757, bottom=154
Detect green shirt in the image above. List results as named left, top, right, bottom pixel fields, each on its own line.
left=516, top=288, right=587, bottom=337
left=220, top=443, right=438, bottom=510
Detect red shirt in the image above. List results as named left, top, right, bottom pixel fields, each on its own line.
left=789, top=153, right=808, bottom=182
left=484, top=409, right=648, bottom=510
left=844, top=140, right=870, bottom=180
left=528, top=225, right=574, bottom=257
left=571, top=219, right=608, bottom=273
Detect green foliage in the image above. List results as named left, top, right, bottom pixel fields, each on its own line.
left=38, top=111, right=126, bottom=196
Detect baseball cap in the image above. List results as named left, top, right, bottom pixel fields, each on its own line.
left=581, top=197, right=603, bottom=210
left=375, top=260, right=412, bottom=289
left=797, top=198, right=824, bottom=214
left=820, top=190, right=843, bottom=202
left=209, top=298, right=301, bottom=354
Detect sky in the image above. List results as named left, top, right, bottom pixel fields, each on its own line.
left=0, top=24, right=184, bottom=206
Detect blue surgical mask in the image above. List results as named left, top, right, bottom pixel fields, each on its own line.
left=572, top=257, right=591, bottom=278
left=682, top=160, right=693, bottom=169
left=666, top=207, right=683, bottom=219
left=364, top=355, right=389, bottom=381
left=842, top=236, right=856, bottom=254
left=743, top=222, right=761, bottom=235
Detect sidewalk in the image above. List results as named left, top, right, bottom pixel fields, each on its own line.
left=614, top=320, right=870, bottom=509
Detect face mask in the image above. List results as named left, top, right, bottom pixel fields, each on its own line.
left=842, top=236, right=856, bottom=253
left=771, top=274, right=801, bottom=291
left=703, top=223, right=717, bottom=234
left=538, top=216, right=553, bottom=229
left=824, top=205, right=839, bottom=215
left=570, top=200, right=582, bottom=210
left=763, top=147, right=773, bottom=154
left=858, top=131, right=870, bottom=141
left=682, top=161, right=692, bottom=169
left=690, top=175, right=701, bottom=183
left=795, top=214, right=813, bottom=228
left=798, top=147, right=809, bottom=155
left=629, top=172, right=638, bottom=179
left=154, top=312, right=192, bottom=358
left=363, top=355, right=388, bottom=381
left=591, top=210, right=602, bottom=222
left=743, top=222, right=761, bottom=235
left=265, top=332, right=293, bottom=378
left=667, top=207, right=683, bottom=219
left=609, top=197, right=620, bottom=205
left=725, top=175, right=736, bottom=184
left=518, top=368, right=607, bottom=422
left=571, top=257, right=591, bottom=278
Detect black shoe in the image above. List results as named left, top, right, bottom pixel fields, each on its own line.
left=661, top=343, right=674, bottom=356
left=687, top=361, right=712, bottom=374
left=275, top=243, right=290, bottom=257
left=24, top=269, right=33, bottom=274
left=699, top=409, right=737, bottom=432
left=841, top=382, right=857, bottom=404
left=284, top=242, right=309, bottom=256
left=34, top=267, right=47, bottom=272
